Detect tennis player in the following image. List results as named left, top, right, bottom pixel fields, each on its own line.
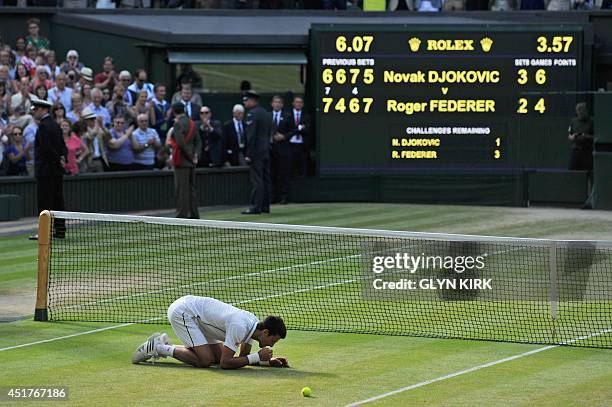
left=132, top=295, right=289, bottom=369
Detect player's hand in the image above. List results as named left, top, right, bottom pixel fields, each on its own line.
left=258, top=347, right=272, bottom=361
left=568, top=133, right=576, bottom=141
left=245, top=156, right=251, bottom=164
left=269, top=357, right=289, bottom=368
left=273, top=133, right=285, bottom=142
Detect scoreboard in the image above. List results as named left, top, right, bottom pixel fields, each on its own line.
left=310, top=25, right=585, bottom=174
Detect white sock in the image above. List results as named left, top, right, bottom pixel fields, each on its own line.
left=156, top=344, right=176, bottom=357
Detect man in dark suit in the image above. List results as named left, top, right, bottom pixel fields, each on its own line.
left=242, top=90, right=271, bottom=215
left=197, top=106, right=223, bottom=167
left=178, top=85, right=201, bottom=122
left=284, top=95, right=310, bottom=176
left=270, top=95, right=291, bottom=204
left=223, top=104, right=246, bottom=166
left=29, top=97, right=67, bottom=240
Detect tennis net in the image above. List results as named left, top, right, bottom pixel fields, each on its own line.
left=35, top=211, right=612, bottom=348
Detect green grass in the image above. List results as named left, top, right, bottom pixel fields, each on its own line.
left=1, top=203, right=611, bottom=406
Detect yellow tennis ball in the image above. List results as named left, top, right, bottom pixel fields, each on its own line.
left=301, top=387, right=312, bottom=397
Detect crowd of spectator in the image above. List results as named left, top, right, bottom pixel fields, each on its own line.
left=2, top=18, right=304, bottom=177
left=0, top=0, right=610, bottom=10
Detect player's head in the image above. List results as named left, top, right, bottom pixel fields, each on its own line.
left=256, top=315, right=286, bottom=347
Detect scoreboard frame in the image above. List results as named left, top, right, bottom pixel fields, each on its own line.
left=309, top=24, right=590, bottom=176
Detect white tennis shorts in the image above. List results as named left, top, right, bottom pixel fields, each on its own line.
left=167, top=298, right=222, bottom=348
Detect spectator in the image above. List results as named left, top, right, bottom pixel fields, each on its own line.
left=13, top=38, right=27, bottom=65
left=9, top=106, right=32, bottom=130
left=11, top=77, right=34, bottom=114
left=101, top=87, right=111, bottom=106
left=87, top=88, right=111, bottom=127
left=61, top=50, right=84, bottom=77
left=388, top=0, right=413, bottom=9
left=80, top=82, right=93, bottom=106
left=150, top=83, right=170, bottom=143
left=4, top=125, right=30, bottom=176
left=270, top=95, right=290, bottom=204
left=48, top=73, right=73, bottom=112
left=65, top=69, right=78, bottom=90
left=31, top=66, right=53, bottom=91
left=198, top=106, right=223, bottom=167
left=44, top=50, right=61, bottom=81
left=52, top=102, right=67, bottom=123
left=67, top=93, right=83, bottom=124
left=21, top=45, right=37, bottom=76
left=118, top=70, right=137, bottom=105
left=25, top=18, right=50, bottom=51
left=78, top=67, right=94, bottom=92
left=175, top=64, right=202, bottom=90
left=133, top=89, right=150, bottom=118
left=414, top=0, right=442, bottom=10
left=0, top=130, right=8, bottom=176
left=223, top=103, right=246, bottom=166
left=568, top=102, right=594, bottom=185
left=603, top=0, right=612, bottom=8
left=0, top=80, right=9, bottom=114
left=106, top=85, right=135, bottom=125
left=60, top=118, right=88, bottom=176
left=0, top=49, right=15, bottom=81
left=12, top=64, right=30, bottom=93
left=34, top=84, right=49, bottom=102
left=23, top=115, right=38, bottom=176
left=175, top=84, right=201, bottom=122
left=171, top=82, right=202, bottom=106
left=128, top=69, right=154, bottom=101
left=107, top=115, right=134, bottom=171
left=81, top=107, right=110, bottom=172
left=130, top=113, right=160, bottom=170
left=285, top=95, right=309, bottom=176
left=94, top=56, right=117, bottom=91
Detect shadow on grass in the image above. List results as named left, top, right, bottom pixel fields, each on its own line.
left=138, top=361, right=335, bottom=378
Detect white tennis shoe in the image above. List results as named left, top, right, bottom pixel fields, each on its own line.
left=131, top=332, right=170, bottom=364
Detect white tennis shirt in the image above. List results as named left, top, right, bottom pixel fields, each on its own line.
left=180, top=295, right=259, bottom=352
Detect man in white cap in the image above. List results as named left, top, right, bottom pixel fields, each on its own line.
left=29, top=96, right=67, bottom=240
left=61, top=50, right=84, bottom=76
left=118, top=70, right=137, bottom=105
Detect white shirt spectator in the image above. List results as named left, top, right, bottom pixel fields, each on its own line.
left=128, top=81, right=154, bottom=101
left=48, top=86, right=73, bottom=112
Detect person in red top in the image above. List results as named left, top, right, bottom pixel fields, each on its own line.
left=60, top=118, right=88, bottom=175
left=94, top=56, right=117, bottom=91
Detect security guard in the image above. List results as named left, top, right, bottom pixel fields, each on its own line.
left=29, top=96, right=67, bottom=240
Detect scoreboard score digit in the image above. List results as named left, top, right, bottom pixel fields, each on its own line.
left=310, top=25, right=584, bottom=174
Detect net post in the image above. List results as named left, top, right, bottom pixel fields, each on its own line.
left=34, top=210, right=52, bottom=322
left=549, top=242, right=559, bottom=322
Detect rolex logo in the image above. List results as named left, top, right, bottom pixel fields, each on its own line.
left=408, top=37, right=421, bottom=52
left=480, top=37, right=493, bottom=53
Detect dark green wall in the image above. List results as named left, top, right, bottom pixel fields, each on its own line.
left=50, top=24, right=155, bottom=78
left=0, top=168, right=249, bottom=217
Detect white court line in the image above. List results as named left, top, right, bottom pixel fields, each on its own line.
left=345, top=328, right=612, bottom=407
left=0, top=322, right=138, bottom=352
